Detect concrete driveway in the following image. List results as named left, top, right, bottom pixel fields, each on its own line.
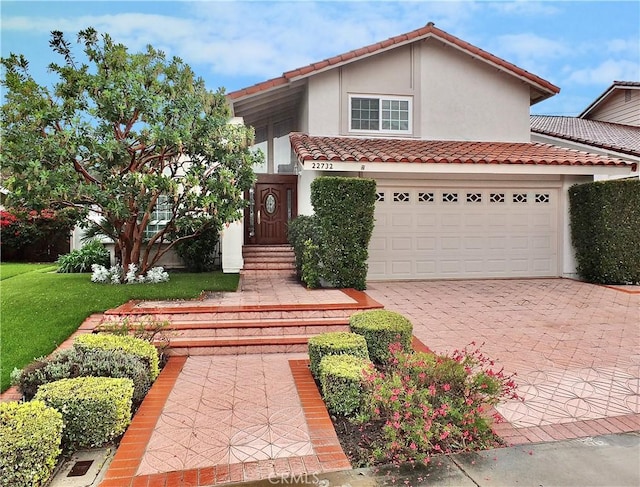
left=366, top=279, right=640, bottom=439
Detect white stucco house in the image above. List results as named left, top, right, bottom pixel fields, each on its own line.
left=219, top=22, right=636, bottom=281
left=531, top=81, right=640, bottom=180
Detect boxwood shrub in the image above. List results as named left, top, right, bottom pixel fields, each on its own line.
left=349, top=310, right=414, bottom=365
left=34, top=376, right=134, bottom=451
left=75, top=333, right=160, bottom=381
left=310, top=177, right=376, bottom=290
left=569, top=178, right=640, bottom=284
left=308, top=331, right=369, bottom=379
left=0, top=400, right=63, bottom=487
left=12, top=347, right=152, bottom=407
left=319, top=354, right=372, bottom=416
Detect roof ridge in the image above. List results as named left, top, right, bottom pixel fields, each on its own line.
left=228, top=22, right=559, bottom=101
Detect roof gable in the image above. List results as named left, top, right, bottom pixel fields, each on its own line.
left=578, top=81, right=640, bottom=119
left=228, top=22, right=559, bottom=105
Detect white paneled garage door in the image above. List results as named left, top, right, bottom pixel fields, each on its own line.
left=368, top=183, right=559, bottom=280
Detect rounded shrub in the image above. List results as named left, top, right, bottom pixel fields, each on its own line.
left=319, top=354, right=373, bottom=416
left=12, top=347, right=152, bottom=407
left=75, top=333, right=160, bottom=380
left=0, top=400, right=63, bottom=487
left=308, top=331, right=369, bottom=378
left=349, top=310, right=413, bottom=365
left=34, top=376, right=134, bottom=451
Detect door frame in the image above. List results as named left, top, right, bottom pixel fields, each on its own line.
left=245, top=174, right=298, bottom=245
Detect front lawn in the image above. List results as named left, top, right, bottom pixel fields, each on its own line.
left=0, top=264, right=239, bottom=391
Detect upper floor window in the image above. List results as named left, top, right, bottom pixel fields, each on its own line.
left=349, top=95, right=412, bottom=134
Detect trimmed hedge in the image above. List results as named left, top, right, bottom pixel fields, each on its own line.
left=310, top=177, right=377, bottom=290
left=288, top=215, right=320, bottom=287
left=349, top=310, right=414, bottom=365
left=319, top=354, right=372, bottom=416
left=569, top=179, right=640, bottom=284
left=12, top=347, right=152, bottom=407
left=34, top=376, right=134, bottom=450
left=308, top=331, right=370, bottom=379
left=0, top=400, right=63, bottom=487
left=75, top=333, right=160, bottom=380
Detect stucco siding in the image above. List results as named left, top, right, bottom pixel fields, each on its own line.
left=418, top=41, right=531, bottom=142
left=307, top=70, right=341, bottom=135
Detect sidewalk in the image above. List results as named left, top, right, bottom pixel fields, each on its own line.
left=235, top=432, right=640, bottom=486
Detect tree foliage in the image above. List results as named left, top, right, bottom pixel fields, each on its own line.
left=1, top=28, right=259, bottom=279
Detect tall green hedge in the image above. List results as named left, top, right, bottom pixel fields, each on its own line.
left=310, top=177, right=377, bottom=290
left=569, top=178, right=640, bottom=284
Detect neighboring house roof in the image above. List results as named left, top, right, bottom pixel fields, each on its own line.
left=228, top=22, right=559, bottom=105
left=530, top=115, right=640, bottom=158
left=289, top=132, right=634, bottom=169
left=578, top=81, right=640, bottom=119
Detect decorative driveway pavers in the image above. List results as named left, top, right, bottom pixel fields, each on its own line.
left=366, top=278, right=640, bottom=430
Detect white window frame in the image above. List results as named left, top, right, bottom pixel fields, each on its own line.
left=348, top=94, right=412, bottom=134
left=143, top=195, right=173, bottom=240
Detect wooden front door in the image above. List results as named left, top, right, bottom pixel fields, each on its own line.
left=246, top=175, right=297, bottom=245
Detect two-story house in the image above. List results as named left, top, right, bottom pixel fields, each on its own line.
left=221, top=22, right=636, bottom=281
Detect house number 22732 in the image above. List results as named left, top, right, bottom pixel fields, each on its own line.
left=311, top=162, right=334, bottom=170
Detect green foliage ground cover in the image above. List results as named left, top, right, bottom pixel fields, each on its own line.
left=0, top=264, right=239, bottom=391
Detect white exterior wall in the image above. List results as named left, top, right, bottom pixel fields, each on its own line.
left=418, top=41, right=531, bottom=142
left=221, top=220, right=244, bottom=273
left=303, top=40, right=531, bottom=141
left=307, top=71, right=341, bottom=135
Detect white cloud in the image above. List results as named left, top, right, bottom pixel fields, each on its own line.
left=566, top=59, right=640, bottom=85
left=495, top=33, right=570, bottom=61
left=488, top=1, right=560, bottom=16
left=606, top=37, right=640, bottom=53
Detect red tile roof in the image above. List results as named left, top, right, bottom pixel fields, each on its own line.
left=228, top=23, right=560, bottom=101
left=289, top=133, right=635, bottom=169
left=531, top=115, right=640, bottom=157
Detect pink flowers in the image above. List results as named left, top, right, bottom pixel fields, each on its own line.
left=357, top=341, right=518, bottom=466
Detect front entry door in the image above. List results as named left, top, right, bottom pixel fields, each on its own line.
left=246, top=175, right=297, bottom=245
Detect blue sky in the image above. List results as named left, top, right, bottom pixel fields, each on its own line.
left=2, top=1, right=639, bottom=116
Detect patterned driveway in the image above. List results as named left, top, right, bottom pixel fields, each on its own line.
left=365, top=279, right=640, bottom=429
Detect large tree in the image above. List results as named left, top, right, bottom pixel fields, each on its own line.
left=1, top=28, right=259, bottom=278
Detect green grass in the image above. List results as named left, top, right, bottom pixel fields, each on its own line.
left=0, top=263, right=57, bottom=280
left=0, top=264, right=239, bottom=392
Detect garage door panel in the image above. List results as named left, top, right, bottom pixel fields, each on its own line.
left=369, top=186, right=559, bottom=280
left=391, top=237, right=413, bottom=251
left=416, top=237, right=437, bottom=250
left=417, top=214, right=437, bottom=228
left=391, top=261, right=413, bottom=274
left=391, top=214, right=413, bottom=228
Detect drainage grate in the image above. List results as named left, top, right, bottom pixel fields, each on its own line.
left=67, top=460, right=93, bottom=477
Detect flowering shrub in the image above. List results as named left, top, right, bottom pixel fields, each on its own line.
left=91, top=264, right=169, bottom=284
left=357, top=342, right=518, bottom=466
left=0, top=207, right=79, bottom=256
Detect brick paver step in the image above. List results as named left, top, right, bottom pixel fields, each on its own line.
left=162, top=335, right=312, bottom=356
left=117, top=316, right=350, bottom=330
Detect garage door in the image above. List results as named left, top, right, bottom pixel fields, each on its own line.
left=368, top=185, right=559, bottom=280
